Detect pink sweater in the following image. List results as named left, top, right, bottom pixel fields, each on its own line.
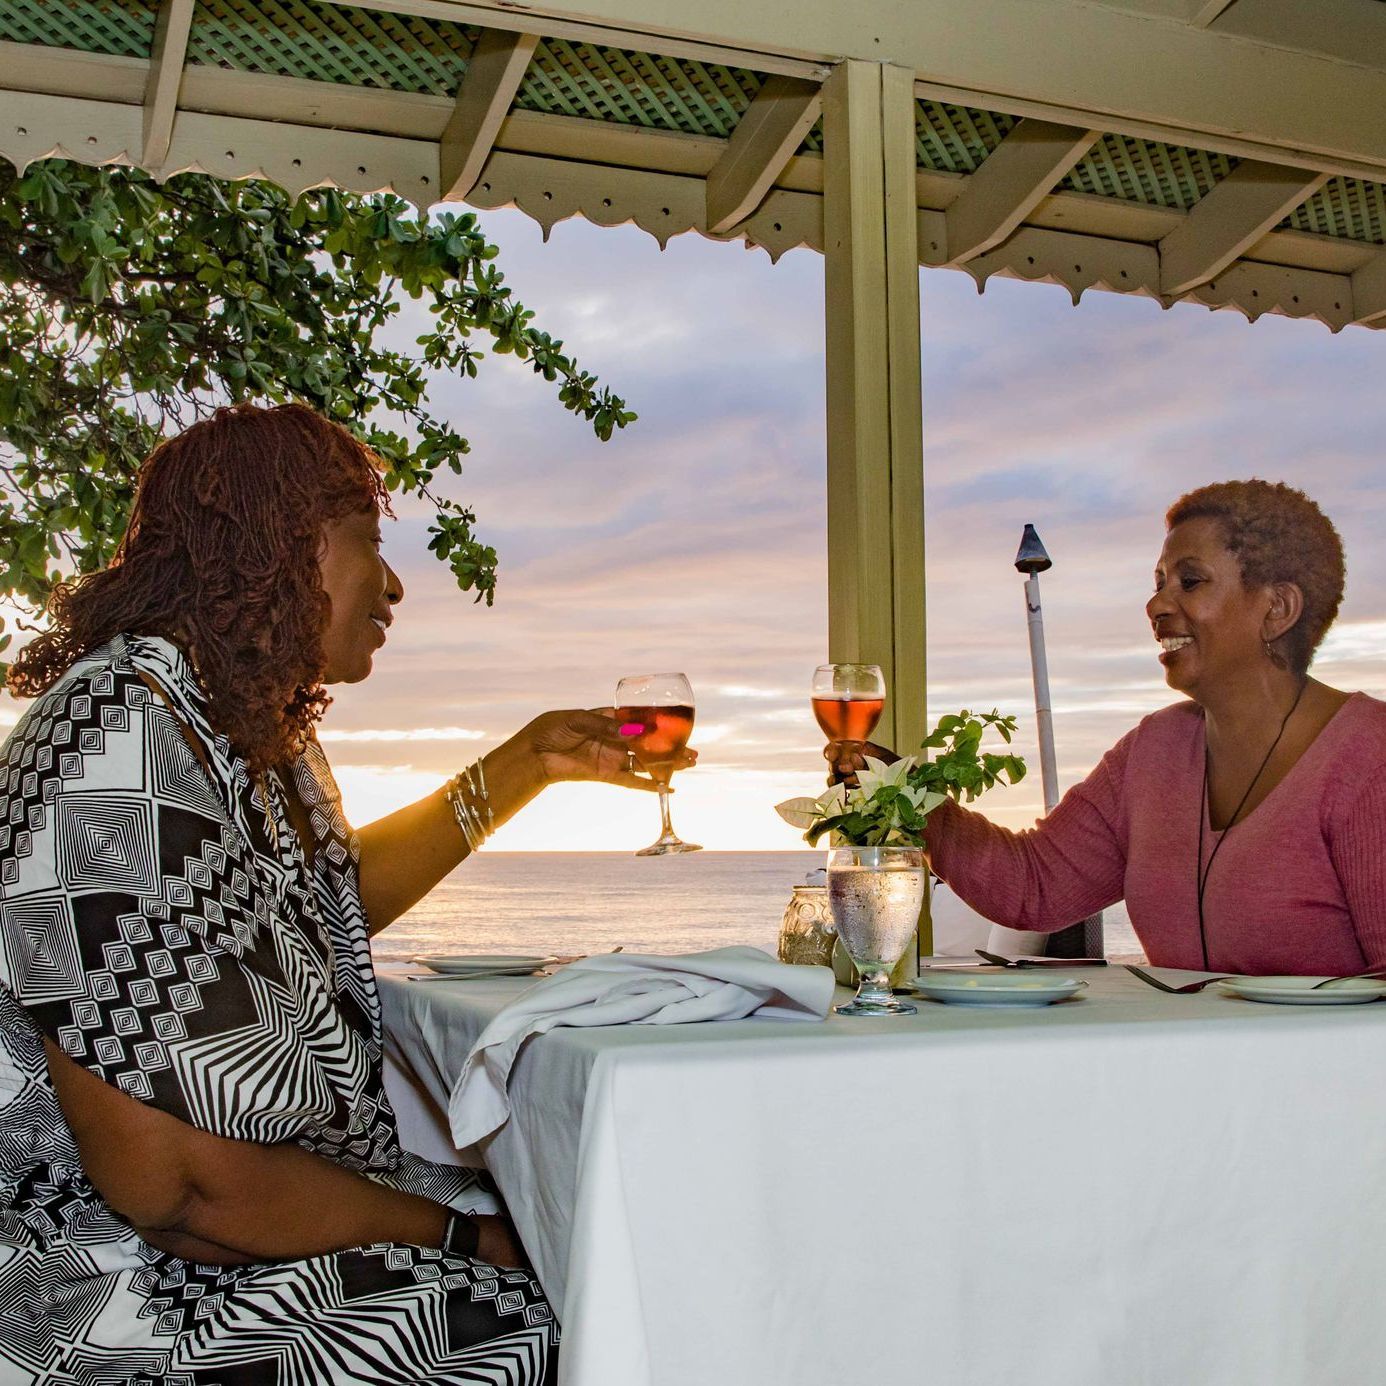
left=926, top=694, right=1386, bottom=973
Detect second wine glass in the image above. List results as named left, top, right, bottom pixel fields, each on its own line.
left=615, top=672, right=701, bottom=856
left=811, top=663, right=884, bottom=750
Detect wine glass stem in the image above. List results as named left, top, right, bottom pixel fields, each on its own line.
left=657, top=783, right=676, bottom=839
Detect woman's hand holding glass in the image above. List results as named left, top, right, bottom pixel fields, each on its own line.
left=822, top=737, right=900, bottom=787
left=519, top=707, right=698, bottom=792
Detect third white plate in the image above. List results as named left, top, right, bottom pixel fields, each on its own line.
left=1214, top=976, right=1386, bottom=1006
left=909, top=972, right=1086, bottom=1008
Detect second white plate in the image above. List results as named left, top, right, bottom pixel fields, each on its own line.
left=1214, top=976, right=1386, bottom=1006
left=910, top=972, right=1086, bottom=1008
left=414, top=954, right=556, bottom=978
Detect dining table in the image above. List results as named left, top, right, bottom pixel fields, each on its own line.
left=377, top=961, right=1386, bottom=1386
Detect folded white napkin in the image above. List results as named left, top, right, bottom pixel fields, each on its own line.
left=448, top=946, right=834, bottom=1146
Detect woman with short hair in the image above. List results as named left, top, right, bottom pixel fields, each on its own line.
left=0, top=402, right=680, bottom=1384
left=831, top=480, right=1386, bottom=974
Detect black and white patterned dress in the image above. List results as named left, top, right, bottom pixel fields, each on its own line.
left=0, top=634, right=558, bottom=1384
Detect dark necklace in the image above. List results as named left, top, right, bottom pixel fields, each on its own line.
left=1195, top=680, right=1307, bottom=970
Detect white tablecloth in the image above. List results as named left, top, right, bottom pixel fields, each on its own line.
left=379, top=965, right=1386, bottom=1386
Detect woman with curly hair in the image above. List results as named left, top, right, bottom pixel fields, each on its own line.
left=0, top=403, right=679, bottom=1384
left=829, top=480, right=1386, bottom=974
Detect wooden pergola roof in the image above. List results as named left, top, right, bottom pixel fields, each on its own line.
left=3, top=0, right=1386, bottom=331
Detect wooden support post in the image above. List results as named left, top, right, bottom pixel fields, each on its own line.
left=823, top=60, right=930, bottom=952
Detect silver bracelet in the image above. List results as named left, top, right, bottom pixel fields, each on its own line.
left=446, top=759, right=492, bottom=851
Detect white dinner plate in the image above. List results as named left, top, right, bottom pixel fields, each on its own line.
left=1213, top=975, right=1386, bottom=1006
left=413, top=954, right=556, bottom=978
left=909, top=972, right=1086, bottom=1008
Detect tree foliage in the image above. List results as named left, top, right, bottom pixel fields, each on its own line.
left=0, top=158, right=636, bottom=656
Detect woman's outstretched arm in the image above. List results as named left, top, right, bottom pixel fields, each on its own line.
left=827, top=733, right=1132, bottom=933
left=354, top=708, right=694, bottom=934
left=923, top=789, right=1127, bottom=933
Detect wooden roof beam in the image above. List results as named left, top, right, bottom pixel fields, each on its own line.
left=1158, top=161, right=1329, bottom=297
left=142, top=0, right=194, bottom=169
left=439, top=29, right=539, bottom=201
left=944, top=118, right=1099, bottom=265
left=706, top=75, right=821, bottom=234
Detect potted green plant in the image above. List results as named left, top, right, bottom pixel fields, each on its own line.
left=776, top=711, right=1026, bottom=1010
left=776, top=709, right=1027, bottom=847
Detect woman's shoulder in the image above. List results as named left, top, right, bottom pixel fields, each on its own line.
left=1108, top=700, right=1203, bottom=763
left=1333, top=690, right=1386, bottom=740
left=1067, top=702, right=1199, bottom=807
left=7, top=636, right=134, bottom=722
left=2, top=634, right=187, bottom=754
left=1316, top=691, right=1386, bottom=796
left=1136, top=700, right=1204, bottom=735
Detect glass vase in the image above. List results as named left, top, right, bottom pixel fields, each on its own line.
left=827, top=844, right=925, bottom=1017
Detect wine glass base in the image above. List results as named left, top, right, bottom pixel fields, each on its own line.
left=635, top=838, right=703, bottom=857
left=834, top=996, right=917, bottom=1017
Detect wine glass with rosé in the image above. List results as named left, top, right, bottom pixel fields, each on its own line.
left=811, top=663, right=885, bottom=754
left=615, top=672, right=702, bottom=856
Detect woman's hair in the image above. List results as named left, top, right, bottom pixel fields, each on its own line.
left=1165, top=480, right=1344, bottom=676
left=8, top=402, right=390, bottom=773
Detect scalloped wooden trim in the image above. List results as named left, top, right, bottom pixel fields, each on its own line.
left=0, top=81, right=1373, bottom=329
left=468, top=150, right=823, bottom=260
left=0, top=90, right=141, bottom=173
left=0, top=89, right=442, bottom=203
left=938, top=221, right=1361, bottom=332
left=950, top=223, right=1162, bottom=303
left=1181, top=260, right=1356, bottom=333
left=163, top=111, right=442, bottom=205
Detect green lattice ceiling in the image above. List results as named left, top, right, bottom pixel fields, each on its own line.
left=1288, top=177, right=1386, bottom=243
left=189, top=0, right=475, bottom=91
left=519, top=38, right=762, bottom=135
left=0, top=0, right=157, bottom=56
left=1, top=0, right=1382, bottom=246
left=915, top=101, right=1016, bottom=172
left=1063, top=132, right=1236, bottom=210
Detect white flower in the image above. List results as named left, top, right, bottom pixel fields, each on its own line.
left=855, top=754, right=915, bottom=799
left=776, top=765, right=946, bottom=846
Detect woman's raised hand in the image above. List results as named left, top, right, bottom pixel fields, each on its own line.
left=823, top=739, right=900, bottom=787
left=524, top=708, right=697, bottom=792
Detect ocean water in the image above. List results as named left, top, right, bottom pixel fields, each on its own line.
left=369, top=851, right=1141, bottom=962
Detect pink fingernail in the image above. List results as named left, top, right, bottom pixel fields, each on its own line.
left=619, top=722, right=644, bottom=737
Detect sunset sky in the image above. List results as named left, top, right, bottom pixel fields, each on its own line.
left=308, top=205, right=1386, bottom=851
left=8, top=205, right=1386, bottom=850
